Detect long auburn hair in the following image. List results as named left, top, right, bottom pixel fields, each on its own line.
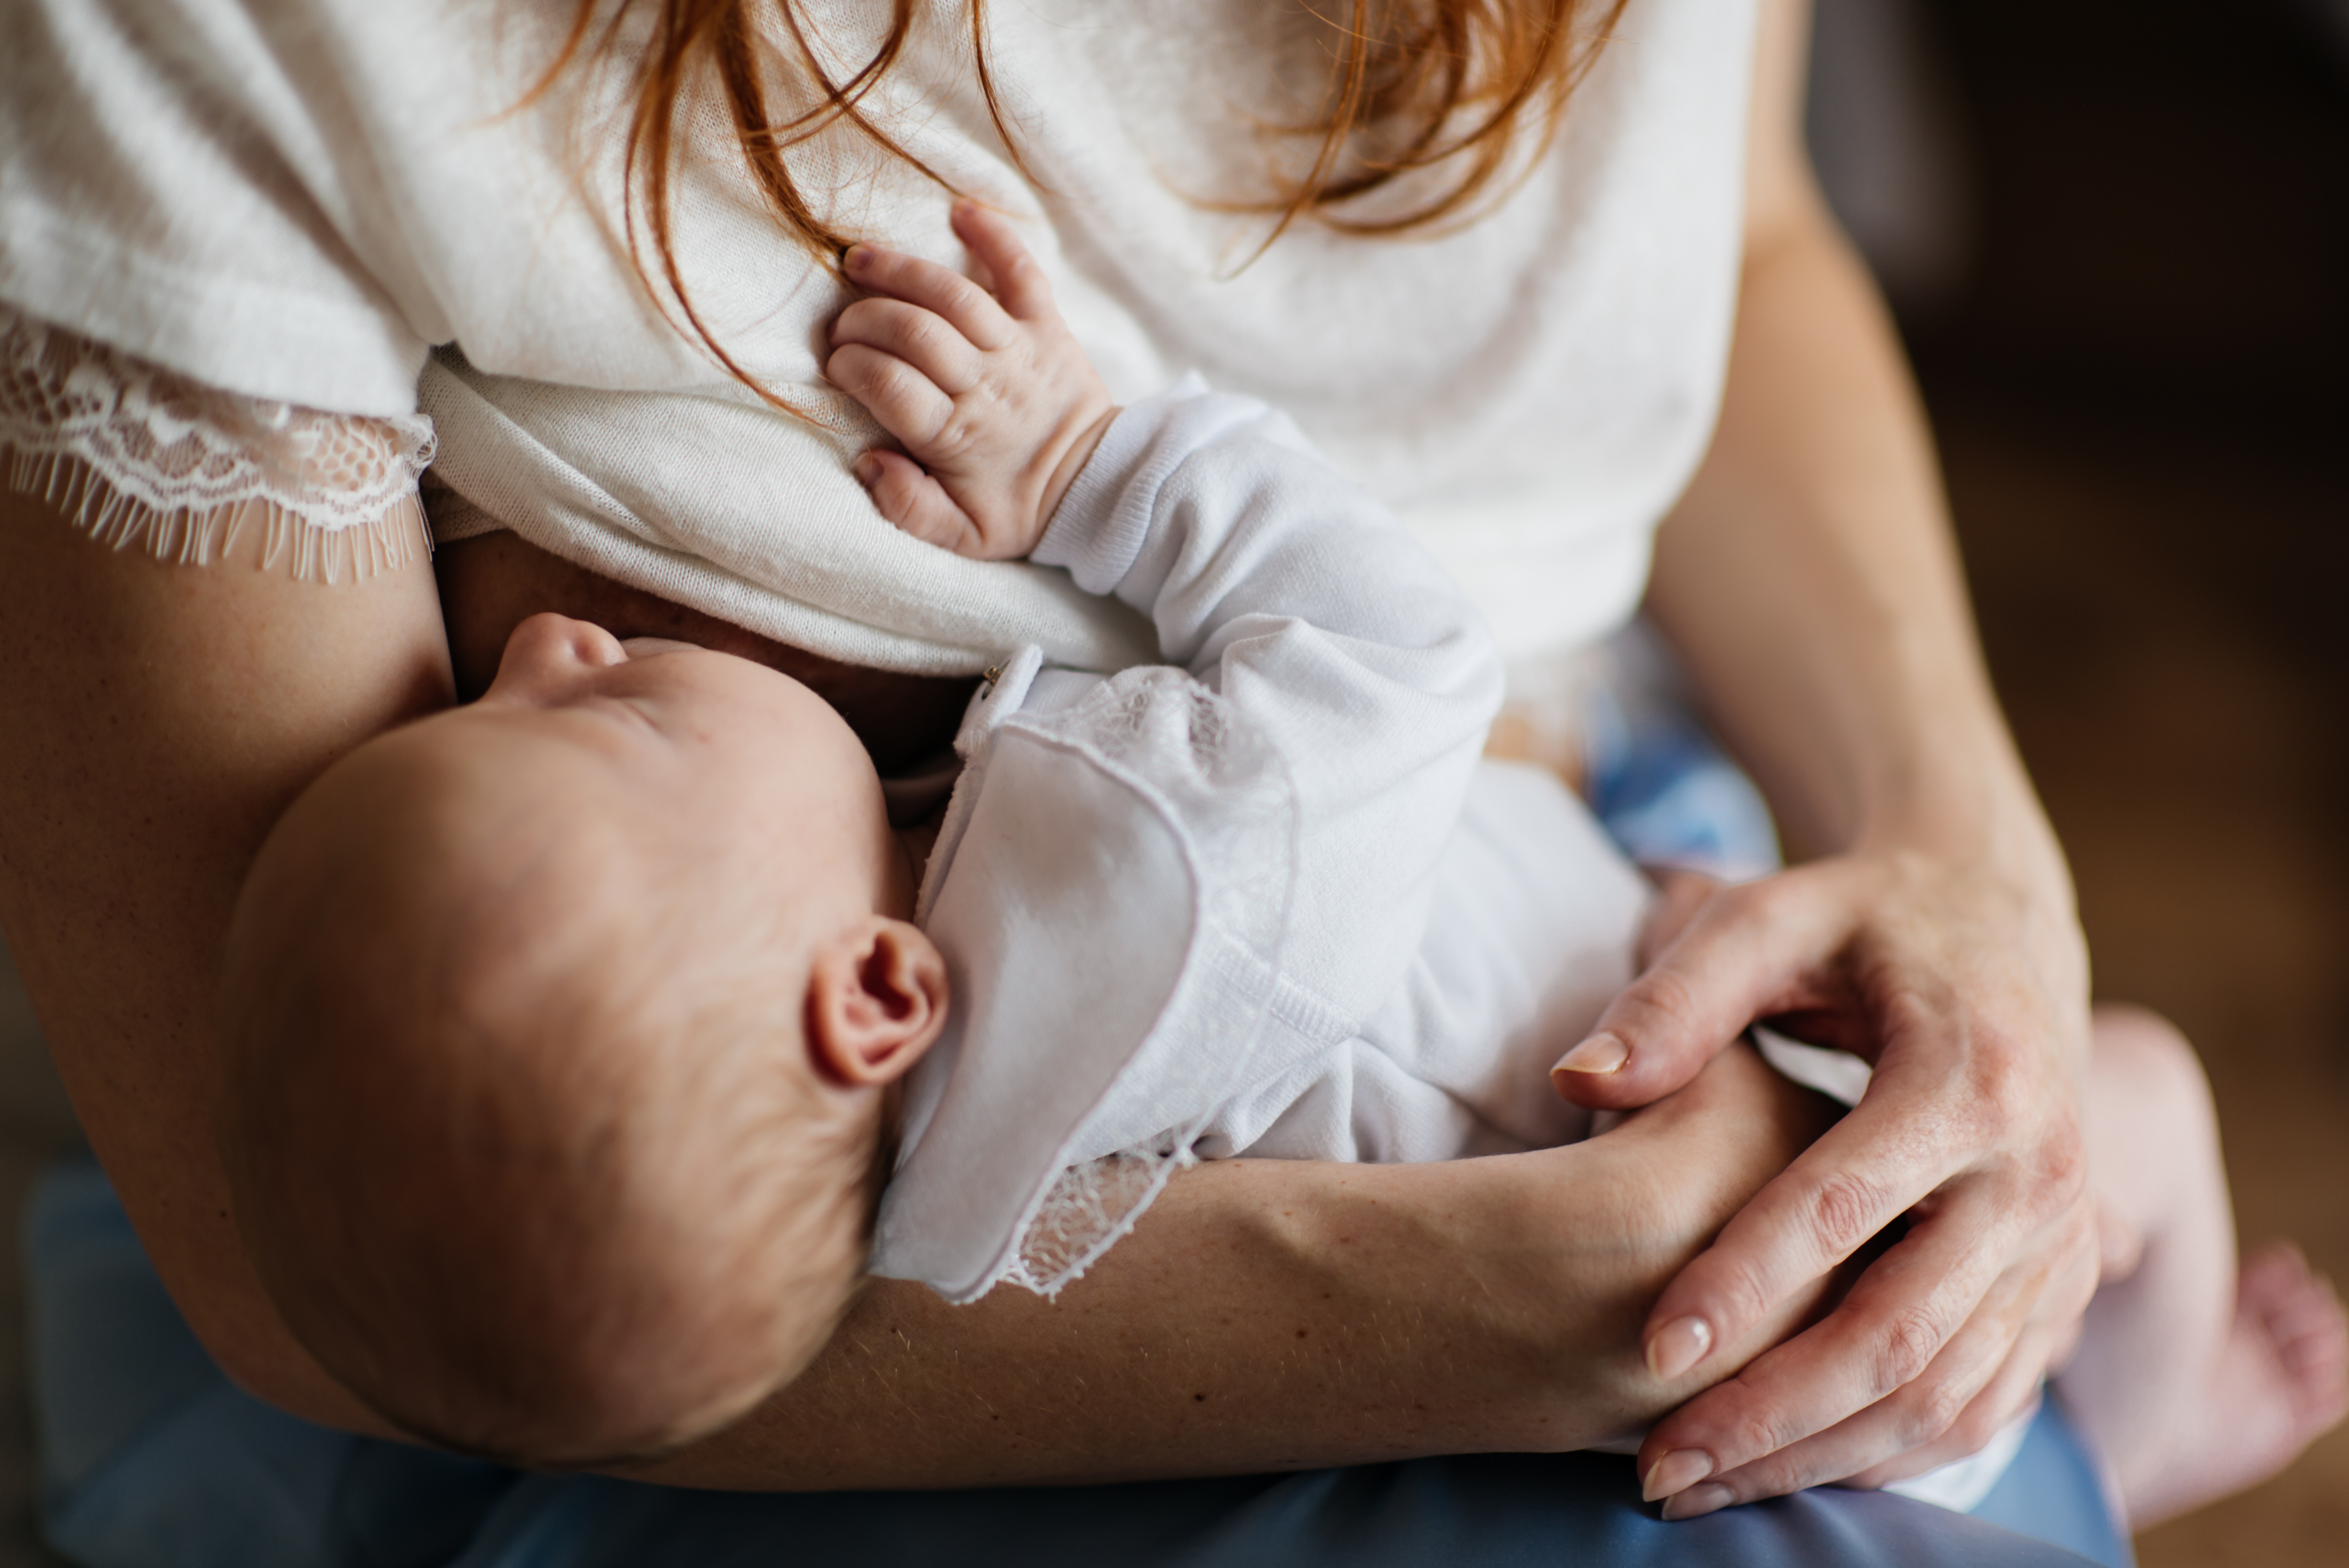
left=542, top=0, right=1626, bottom=410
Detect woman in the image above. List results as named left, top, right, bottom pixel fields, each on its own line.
left=0, top=0, right=2119, bottom=1561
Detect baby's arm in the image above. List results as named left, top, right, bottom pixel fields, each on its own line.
left=826, top=201, right=1114, bottom=560
left=1032, top=385, right=1503, bottom=1016
left=831, top=205, right=1500, bottom=1017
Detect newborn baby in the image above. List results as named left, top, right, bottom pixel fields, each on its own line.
left=224, top=204, right=2346, bottom=1525
left=223, top=609, right=942, bottom=1465
left=222, top=199, right=1562, bottom=1467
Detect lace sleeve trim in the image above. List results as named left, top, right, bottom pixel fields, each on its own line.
left=987, top=670, right=1300, bottom=1301
left=999, top=1146, right=1199, bottom=1298
left=0, top=309, right=437, bottom=581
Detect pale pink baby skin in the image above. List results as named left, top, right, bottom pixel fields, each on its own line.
left=828, top=199, right=1117, bottom=560
left=223, top=614, right=948, bottom=1467
left=217, top=203, right=1124, bottom=1471
left=2059, top=1007, right=2347, bottom=1528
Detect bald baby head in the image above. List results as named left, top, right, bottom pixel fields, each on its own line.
left=221, top=619, right=948, bottom=1465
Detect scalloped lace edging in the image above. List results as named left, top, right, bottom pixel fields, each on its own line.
left=0, top=309, right=437, bottom=582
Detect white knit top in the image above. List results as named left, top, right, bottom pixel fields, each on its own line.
left=0, top=0, right=1756, bottom=671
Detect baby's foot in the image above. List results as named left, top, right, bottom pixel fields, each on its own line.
left=2129, top=1240, right=2349, bottom=1528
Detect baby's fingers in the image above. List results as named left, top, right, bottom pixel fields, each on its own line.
left=843, top=241, right=1016, bottom=351
left=831, top=298, right=982, bottom=396
left=826, top=343, right=953, bottom=450
left=949, top=200, right=1056, bottom=323
left=855, top=451, right=982, bottom=556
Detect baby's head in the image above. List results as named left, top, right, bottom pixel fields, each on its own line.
left=222, top=613, right=946, bottom=1466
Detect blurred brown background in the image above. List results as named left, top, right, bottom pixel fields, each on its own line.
left=0, top=1, right=2341, bottom=1563
left=1813, top=0, right=2349, bottom=1561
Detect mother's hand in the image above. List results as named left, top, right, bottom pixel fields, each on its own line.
left=1554, top=851, right=2099, bottom=1516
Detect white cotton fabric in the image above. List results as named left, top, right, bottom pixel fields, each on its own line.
left=0, top=0, right=1757, bottom=674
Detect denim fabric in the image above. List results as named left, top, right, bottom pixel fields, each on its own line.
left=25, top=1160, right=2129, bottom=1568
left=1581, top=620, right=1783, bottom=882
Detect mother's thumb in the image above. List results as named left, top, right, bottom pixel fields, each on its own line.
left=1553, top=897, right=1799, bottom=1109
left=1551, top=971, right=1727, bottom=1110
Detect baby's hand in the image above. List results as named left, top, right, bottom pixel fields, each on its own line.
left=827, top=200, right=1115, bottom=560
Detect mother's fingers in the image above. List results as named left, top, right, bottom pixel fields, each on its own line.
left=1639, top=1076, right=2012, bottom=1380
left=1659, top=1260, right=2066, bottom=1516
left=1674, top=1342, right=2056, bottom=1518
left=1635, top=1159, right=2054, bottom=1486
left=1636, top=869, right=1724, bottom=970
left=1838, top=1325, right=2055, bottom=1492
left=1640, top=1160, right=2096, bottom=1509
left=1634, top=952, right=2091, bottom=1379
left=1552, top=869, right=1870, bottom=1111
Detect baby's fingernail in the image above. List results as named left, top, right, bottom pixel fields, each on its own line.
left=1646, top=1315, right=1713, bottom=1380
left=1641, top=1448, right=1714, bottom=1502
left=1660, top=1481, right=1735, bottom=1521
left=1554, top=1034, right=1628, bottom=1076
left=853, top=454, right=881, bottom=486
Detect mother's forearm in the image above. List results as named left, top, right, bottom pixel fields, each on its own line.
left=630, top=1044, right=1836, bottom=1491
left=1647, top=187, right=2057, bottom=894
left=1577, top=56, right=2105, bottom=1504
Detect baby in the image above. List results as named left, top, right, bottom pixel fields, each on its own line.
left=223, top=203, right=2345, bottom=1522
left=221, top=197, right=1533, bottom=1467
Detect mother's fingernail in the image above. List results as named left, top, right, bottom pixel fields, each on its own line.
left=1645, top=1315, right=1713, bottom=1380
left=1641, top=1449, right=1714, bottom=1502
left=1554, top=1034, right=1628, bottom=1075
left=1660, top=1481, right=1736, bottom=1521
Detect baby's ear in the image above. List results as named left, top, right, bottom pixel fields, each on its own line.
left=805, top=917, right=949, bottom=1086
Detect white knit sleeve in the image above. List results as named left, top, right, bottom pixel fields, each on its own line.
left=1034, top=379, right=1503, bottom=1028
left=0, top=310, right=436, bottom=581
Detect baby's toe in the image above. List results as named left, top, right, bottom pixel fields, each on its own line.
left=2240, top=1243, right=2349, bottom=1430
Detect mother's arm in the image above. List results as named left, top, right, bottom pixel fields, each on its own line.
left=0, top=490, right=449, bottom=1437
left=637, top=1037, right=1837, bottom=1490
left=0, top=481, right=1836, bottom=1480
left=1552, top=0, right=2101, bottom=1515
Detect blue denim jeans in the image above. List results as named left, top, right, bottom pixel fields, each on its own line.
left=24, top=1160, right=2129, bottom=1568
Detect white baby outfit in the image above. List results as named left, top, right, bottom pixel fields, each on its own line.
left=869, top=376, right=1651, bottom=1303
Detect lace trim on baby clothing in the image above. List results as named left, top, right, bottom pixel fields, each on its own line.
left=999, top=1146, right=1200, bottom=1297
left=985, top=670, right=1302, bottom=1299
left=0, top=309, right=437, bottom=581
